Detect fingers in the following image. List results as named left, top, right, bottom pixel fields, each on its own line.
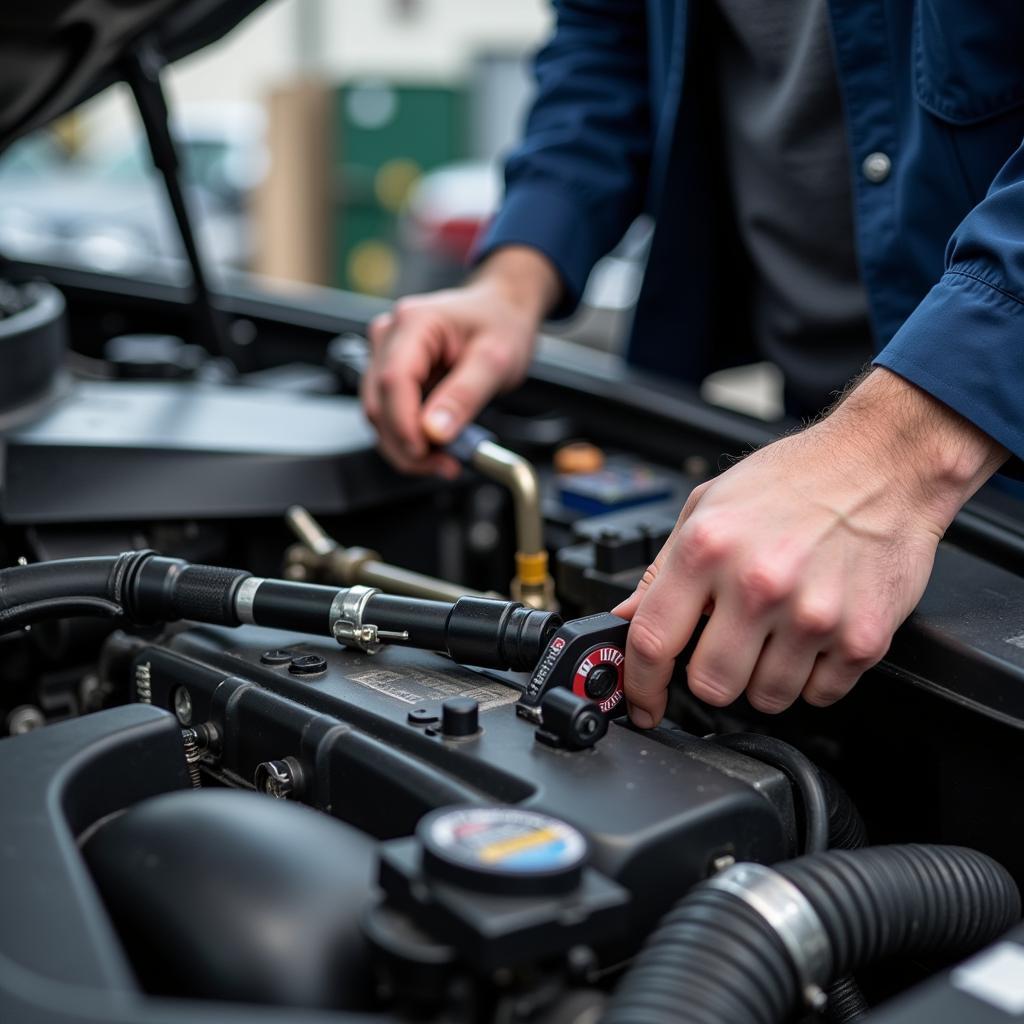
left=801, top=653, right=864, bottom=707
left=745, top=633, right=822, bottom=714
left=377, top=325, right=444, bottom=460
left=363, top=304, right=450, bottom=472
left=421, top=337, right=517, bottom=445
left=622, top=544, right=711, bottom=728
left=612, top=561, right=660, bottom=620
left=801, top=614, right=891, bottom=706
left=684, top=598, right=770, bottom=708
left=618, top=516, right=873, bottom=726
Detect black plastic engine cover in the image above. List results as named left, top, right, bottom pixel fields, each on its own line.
left=83, top=789, right=377, bottom=1010
left=126, top=623, right=795, bottom=944
left=1, top=382, right=422, bottom=523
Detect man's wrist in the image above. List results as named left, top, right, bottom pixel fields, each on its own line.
left=827, top=367, right=1007, bottom=522
left=472, top=245, right=563, bottom=324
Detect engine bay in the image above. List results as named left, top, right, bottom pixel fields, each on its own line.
left=2, top=272, right=1024, bottom=1024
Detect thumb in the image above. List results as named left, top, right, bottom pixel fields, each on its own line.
left=612, top=588, right=644, bottom=620
left=421, top=344, right=507, bottom=445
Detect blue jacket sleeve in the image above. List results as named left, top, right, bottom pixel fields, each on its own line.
left=875, top=142, right=1024, bottom=460
left=475, top=0, right=653, bottom=317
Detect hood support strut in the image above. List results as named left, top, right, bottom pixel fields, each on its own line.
left=122, top=42, right=235, bottom=363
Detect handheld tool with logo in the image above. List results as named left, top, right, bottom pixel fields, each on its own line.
left=517, top=612, right=629, bottom=725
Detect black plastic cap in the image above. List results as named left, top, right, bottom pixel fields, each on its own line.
left=441, top=697, right=479, bottom=738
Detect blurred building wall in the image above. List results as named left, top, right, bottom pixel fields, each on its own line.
left=78, top=0, right=551, bottom=151
left=171, top=0, right=551, bottom=101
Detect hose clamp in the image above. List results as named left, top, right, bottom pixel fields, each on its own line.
left=330, top=585, right=408, bottom=654
left=705, top=862, right=832, bottom=1011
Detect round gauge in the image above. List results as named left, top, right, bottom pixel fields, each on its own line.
left=572, top=644, right=625, bottom=714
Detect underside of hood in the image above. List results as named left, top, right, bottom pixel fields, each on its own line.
left=0, top=0, right=267, bottom=155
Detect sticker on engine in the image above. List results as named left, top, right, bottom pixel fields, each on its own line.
left=427, top=807, right=586, bottom=874
left=348, top=666, right=519, bottom=710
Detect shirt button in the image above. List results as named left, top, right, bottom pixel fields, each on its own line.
left=862, top=151, right=891, bottom=184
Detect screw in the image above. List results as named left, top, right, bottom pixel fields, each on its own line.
left=181, top=728, right=202, bottom=789
left=173, top=686, right=193, bottom=725
left=254, top=757, right=304, bottom=800
left=712, top=854, right=736, bottom=874
left=135, top=661, right=152, bottom=704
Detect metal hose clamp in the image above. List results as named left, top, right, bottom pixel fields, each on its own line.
left=330, top=584, right=408, bottom=654
left=704, top=862, right=832, bottom=1011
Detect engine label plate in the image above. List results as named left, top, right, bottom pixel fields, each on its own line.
left=348, top=666, right=519, bottom=711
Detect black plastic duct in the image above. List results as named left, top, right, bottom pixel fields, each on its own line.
left=601, top=844, right=1020, bottom=1024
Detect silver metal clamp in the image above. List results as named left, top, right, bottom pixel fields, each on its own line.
left=329, top=585, right=408, bottom=654
left=705, top=862, right=833, bottom=1011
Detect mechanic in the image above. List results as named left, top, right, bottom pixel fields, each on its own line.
left=361, top=1, right=1021, bottom=727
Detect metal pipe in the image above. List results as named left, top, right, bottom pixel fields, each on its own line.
left=286, top=504, right=336, bottom=557
left=470, top=441, right=544, bottom=554
left=469, top=441, right=555, bottom=610
left=284, top=506, right=495, bottom=603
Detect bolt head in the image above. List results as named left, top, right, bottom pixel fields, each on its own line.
left=173, top=687, right=193, bottom=725
left=254, top=759, right=298, bottom=799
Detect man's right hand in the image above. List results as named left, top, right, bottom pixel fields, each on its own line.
left=361, top=246, right=561, bottom=477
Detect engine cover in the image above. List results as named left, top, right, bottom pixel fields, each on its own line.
left=123, top=623, right=795, bottom=944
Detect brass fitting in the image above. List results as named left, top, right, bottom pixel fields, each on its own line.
left=469, top=441, right=556, bottom=611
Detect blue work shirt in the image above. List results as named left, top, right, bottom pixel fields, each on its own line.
left=479, top=0, right=1024, bottom=458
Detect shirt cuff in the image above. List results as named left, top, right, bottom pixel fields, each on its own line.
left=874, top=269, right=1024, bottom=463
left=473, top=182, right=602, bottom=319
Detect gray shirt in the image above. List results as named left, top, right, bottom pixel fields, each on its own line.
left=713, top=0, right=875, bottom=414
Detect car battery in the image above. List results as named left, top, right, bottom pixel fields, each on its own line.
left=557, top=457, right=676, bottom=516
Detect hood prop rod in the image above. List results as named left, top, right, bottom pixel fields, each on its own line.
left=122, top=42, right=234, bottom=363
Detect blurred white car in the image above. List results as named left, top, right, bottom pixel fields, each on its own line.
left=0, top=103, right=267, bottom=275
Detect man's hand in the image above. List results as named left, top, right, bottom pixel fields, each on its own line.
left=361, top=246, right=561, bottom=477
left=614, top=368, right=1007, bottom=727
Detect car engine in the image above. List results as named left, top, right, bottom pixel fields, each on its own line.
left=2, top=272, right=1024, bottom=1024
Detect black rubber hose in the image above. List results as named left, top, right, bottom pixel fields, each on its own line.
left=0, top=596, right=123, bottom=632
left=601, top=844, right=1020, bottom=1024
left=0, top=555, right=560, bottom=671
left=0, top=553, right=251, bottom=635
left=820, top=768, right=868, bottom=851
left=813, top=770, right=869, bottom=1021
left=714, top=733, right=830, bottom=854
left=0, top=556, right=123, bottom=615
left=713, top=735, right=868, bottom=1018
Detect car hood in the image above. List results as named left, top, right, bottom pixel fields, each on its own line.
left=0, top=1, right=267, bottom=155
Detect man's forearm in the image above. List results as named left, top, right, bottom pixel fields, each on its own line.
left=472, top=246, right=564, bottom=325
left=826, top=367, right=1008, bottom=529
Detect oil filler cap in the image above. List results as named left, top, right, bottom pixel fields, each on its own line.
left=418, top=806, right=587, bottom=896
